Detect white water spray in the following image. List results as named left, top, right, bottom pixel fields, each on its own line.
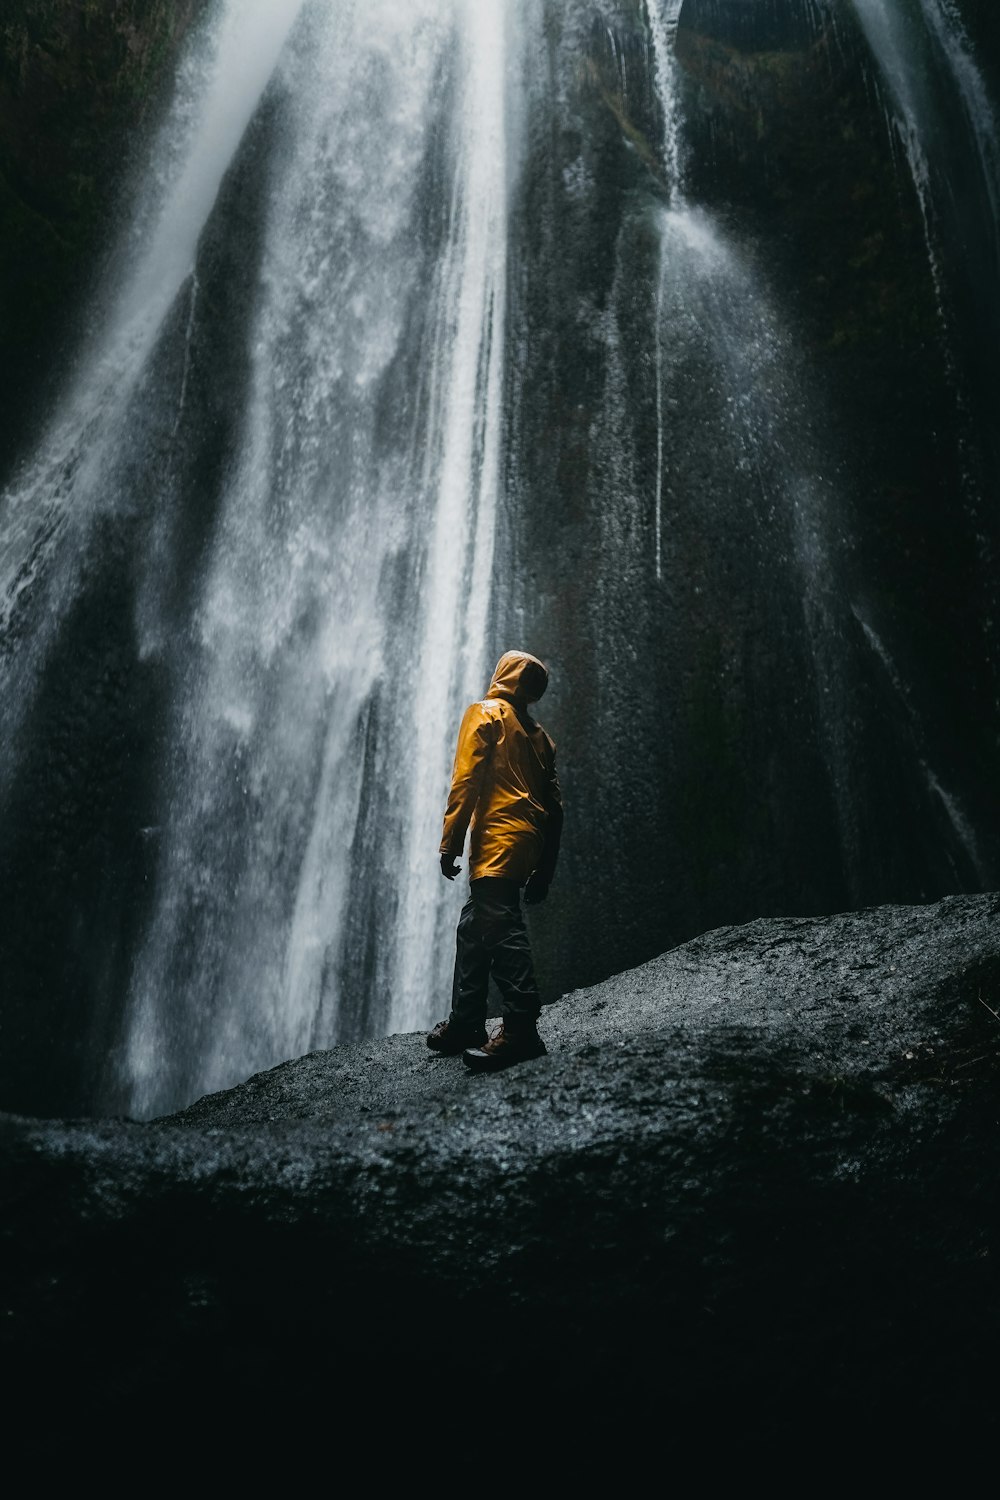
left=848, top=0, right=950, bottom=320
left=389, top=0, right=509, bottom=1035
left=919, top=0, right=1000, bottom=263
left=849, top=0, right=1000, bottom=332
left=0, top=0, right=304, bottom=759
left=648, top=1, right=687, bottom=582
left=853, top=608, right=988, bottom=880
left=116, top=0, right=514, bottom=1114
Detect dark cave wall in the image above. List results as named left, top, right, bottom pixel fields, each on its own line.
left=676, top=0, right=1000, bottom=874
left=671, top=0, right=1000, bottom=921
left=0, top=0, right=211, bottom=473
left=505, top=0, right=1000, bottom=1001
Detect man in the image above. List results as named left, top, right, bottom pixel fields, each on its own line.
left=426, top=649, right=563, bottom=1072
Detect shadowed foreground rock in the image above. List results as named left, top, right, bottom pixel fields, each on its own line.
left=3, top=893, right=999, bottom=1457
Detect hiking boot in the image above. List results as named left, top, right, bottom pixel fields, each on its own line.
left=462, top=1021, right=547, bottom=1072
left=426, top=1017, right=488, bottom=1055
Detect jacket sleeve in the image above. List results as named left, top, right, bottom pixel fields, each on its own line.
left=439, top=702, right=497, bottom=856
left=534, top=746, right=564, bottom=884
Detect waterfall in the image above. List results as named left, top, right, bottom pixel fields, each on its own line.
left=847, top=0, right=949, bottom=319
left=117, top=0, right=514, bottom=1116
left=0, top=0, right=305, bottom=736
left=852, top=0, right=1000, bottom=243
left=648, top=1, right=685, bottom=580
left=852, top=607, right=988, bottom=883
left=0, top=0, right=516, bottom=1119
left=845, top=0, right=1000, bottom=858
left=643, top=1, right=861, bottom=885
left=848, top=0, right=1000, bottom=401
left=388, top=3, right=509, bottom=1036
left=918, top=0, right=1000, bottom=259
left=647, top=0, right=686, bottom=200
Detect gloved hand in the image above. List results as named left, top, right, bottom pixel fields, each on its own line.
left=440, top=852, right=461, bottom=881
left=523, top=872, right=549, bottom=905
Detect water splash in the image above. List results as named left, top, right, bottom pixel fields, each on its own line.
left=849, top=0, right=1000, bottom=358
left=646, top=0, right=686, bottom=202
left=648, top=1, right=686, bottom=581
left=0, top=0, right=305, bottom=774
left=118, top=0, right=513, bottom=1115
left=853, top=607, right=988, bottom=881
left=847, top=0, right=951, bottom=324
left=389, top=0, right=509, bottom=1034
left=918, top=0, right=1000, bottom=263
left=644, top=6, right=861, bottom=890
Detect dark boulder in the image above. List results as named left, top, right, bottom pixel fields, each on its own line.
left=2, top=891, right=998, bottom=1464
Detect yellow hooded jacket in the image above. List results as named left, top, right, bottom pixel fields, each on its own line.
left=440, top=650, right=563, bottom=884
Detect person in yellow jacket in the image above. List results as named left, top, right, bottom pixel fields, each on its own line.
left=426, top=649, right=563, bottom=1071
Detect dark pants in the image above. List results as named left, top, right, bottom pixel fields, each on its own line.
left=450, top=878, right=541, bottom=1030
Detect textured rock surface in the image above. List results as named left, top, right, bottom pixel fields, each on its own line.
left=3, top=892, right=999, bottom=1458
left=0, top=0, right=209, bottom=465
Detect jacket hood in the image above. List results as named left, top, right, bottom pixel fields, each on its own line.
left=488, top=650, right=549, bottom=705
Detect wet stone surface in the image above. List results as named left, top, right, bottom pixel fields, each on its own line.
left=2, top=891, right=999, bottom=1458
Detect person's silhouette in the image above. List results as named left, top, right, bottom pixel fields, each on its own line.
left=426, top=650, right=563, bottom=1071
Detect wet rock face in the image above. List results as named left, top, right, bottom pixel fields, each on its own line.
left=0, top=0, right=209, bottom=467
left=681, top=0, right=827, bottom=52
left=956, top=0, right=1000, bottom=89
left=508, top=0, right=1000, bottom=1005
left=3, top=893, right=998, bottom=1450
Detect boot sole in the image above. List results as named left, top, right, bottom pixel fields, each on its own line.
left=462, top=1043, right=546, bottom=1071
left=427, top=1036, right=488, bottom=1055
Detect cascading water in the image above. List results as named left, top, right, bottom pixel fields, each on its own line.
left=851, top=604, right=989, bottom=883
left=848, top=0, right=1000, bottom=520
left=648, top=0, right=685, bottom=581
left=845, top=0, right=1000, bottom=860
left=643, top=2, right=864, bottom=886
left=0, top=0, right=516, bottom=1119
left=389, top=1, right=509, bottom=1037
left=0, top=0, right=306, bottom=770
left=122, top=0, right=513, bottom=1116
left=917, top=0, right=1000, bottom=257
left=848, top=0, right=1000, bottom=355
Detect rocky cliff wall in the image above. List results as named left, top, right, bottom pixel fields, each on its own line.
left=505, top=0, right=1000, bottom=1002
left=0, top=0, right=208, bottom=468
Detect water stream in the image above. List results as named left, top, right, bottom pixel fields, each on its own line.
left=646, top=0, right=860, bottom=884
left=123, top=0, right=514, bottom=1115
left=0, top=0, right=305, bottom=707
left=847, top=0, right=1000, bottom=830
left=0, top=0, right=517, bottom=1117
